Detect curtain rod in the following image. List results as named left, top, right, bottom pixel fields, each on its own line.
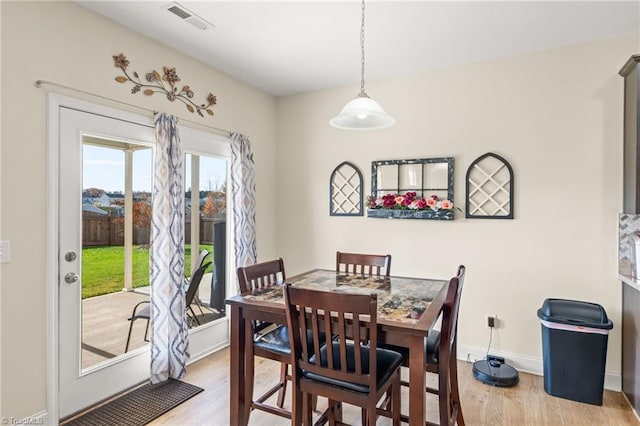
left=34, top=79, right=232, bottom=137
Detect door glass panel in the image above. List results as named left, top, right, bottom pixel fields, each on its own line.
left=184, top=153, right=228, bottom=328
left=81, top=138, right=152, bottom=370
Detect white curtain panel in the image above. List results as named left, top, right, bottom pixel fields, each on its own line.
left=230, top=133, right=257, bottom=273
left=150, top=113, right=187, bottom=383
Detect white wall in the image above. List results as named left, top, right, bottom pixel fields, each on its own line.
left=0, top=1, right=278, bottom=419
left=276, top=33, right=639, bottom=383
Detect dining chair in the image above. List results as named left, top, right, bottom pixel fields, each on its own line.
left=381, top=265, right=466, bottom=426
left=237, top=258, right=325, bottom=420
left=284, top=283, right=403, bottom=426
left=336, top=251, right=392, bottom=277
left=124, top=261, right=211, bottom=352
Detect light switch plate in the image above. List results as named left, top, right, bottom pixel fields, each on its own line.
left=0, top=240, right=11, bottom=263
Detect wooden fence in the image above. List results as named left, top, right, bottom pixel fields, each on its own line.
left=82, top=212, right=224, bottom=247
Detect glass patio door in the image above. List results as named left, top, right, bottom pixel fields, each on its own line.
left=178, top=126, right=232, bottom=358
left=58, top=106, right=155, bottom=418
left=57, top=101, right=232, bottom=419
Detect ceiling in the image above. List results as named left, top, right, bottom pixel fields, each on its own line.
left=78, top=1, right=640, bottom=97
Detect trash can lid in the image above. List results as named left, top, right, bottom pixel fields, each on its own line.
left=536, top=298, right=613, bottom=330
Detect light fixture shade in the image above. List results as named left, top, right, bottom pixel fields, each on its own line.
left=330, top=93, right=396, bottom=130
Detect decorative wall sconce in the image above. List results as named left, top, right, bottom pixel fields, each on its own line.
left=112, top=53, right=217, bottom=117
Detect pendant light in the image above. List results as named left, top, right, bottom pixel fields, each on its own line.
left=330, top=0, right=395, bottom=130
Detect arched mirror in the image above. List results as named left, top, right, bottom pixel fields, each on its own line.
left=465, top=152, right=514, bottom=219
left=329, top=161, right=363, bottom=216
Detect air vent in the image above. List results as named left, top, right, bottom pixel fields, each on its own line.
left=167, top=5, right=191, bottom=19
left=163, top=2, right=214, bottom=31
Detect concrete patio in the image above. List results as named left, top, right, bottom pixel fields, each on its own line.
left=81, top=274, right=224, bottom=369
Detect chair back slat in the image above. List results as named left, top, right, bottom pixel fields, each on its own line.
left=322, top=311, right=334, bottom=370
left=353, top=313, right=363, bottom=375
left=336, top=251, right=392, bottom=278
left=311, top=308, right=323, bottom=368
left=237, top=258, right=286, bottom=294
left=284, top=284, right=377, bottom=388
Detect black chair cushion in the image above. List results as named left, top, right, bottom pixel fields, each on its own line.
left=378, top=330, right=441, bottom=365
left=254, top=325, right=327, bottom=357
left=304, top=342, right=404, bottom=393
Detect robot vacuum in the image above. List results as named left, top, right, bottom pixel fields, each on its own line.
left=472, top=355, right=519, bottom=387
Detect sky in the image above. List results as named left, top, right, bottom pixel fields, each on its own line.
left=83, top=144, right=227, bottom=193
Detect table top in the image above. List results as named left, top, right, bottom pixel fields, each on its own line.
left=228, top=269, right=447, bottom=326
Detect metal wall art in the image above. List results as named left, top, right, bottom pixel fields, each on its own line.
left=112, top=53, right=217, bottom=117
left=329, top=162, right=364, bottom=216
left=465, top=152, right=514, bottom=219
left=368, top=157, right=456, bottom=220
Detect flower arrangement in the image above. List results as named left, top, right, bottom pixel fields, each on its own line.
left=366, top=192, right=456, bottom=212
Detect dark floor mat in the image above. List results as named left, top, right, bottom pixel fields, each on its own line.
left=63, top=379, right=204, bottom=426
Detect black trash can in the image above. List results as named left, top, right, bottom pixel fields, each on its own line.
left=537, top=298, right=613, bottom=405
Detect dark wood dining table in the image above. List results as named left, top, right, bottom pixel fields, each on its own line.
left=226, top=269, right=449, bottom=426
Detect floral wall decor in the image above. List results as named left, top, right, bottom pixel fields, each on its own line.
left=367, top=157, right=458, bottom=220
left=112, top=53, right=217, bottom=117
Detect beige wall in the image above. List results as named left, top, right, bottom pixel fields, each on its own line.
left=0, top=1, right=277, bottom=419
left=276, top=33, right=639, bottom=379
left=1, top=0, right=638, bottom=420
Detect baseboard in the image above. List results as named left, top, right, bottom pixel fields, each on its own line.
left=187, top=341, right=229, bottom=364
left=622, top=391, right=640, bottom=422
left=457, top=343, right=621, bottom=391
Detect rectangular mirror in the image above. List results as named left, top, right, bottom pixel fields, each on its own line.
left=369, top=157, right=455, bottom=220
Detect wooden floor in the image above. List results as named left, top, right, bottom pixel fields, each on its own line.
left=149, top=347, right=639, bottom=426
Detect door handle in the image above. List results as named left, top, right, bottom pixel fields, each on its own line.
left=64, top=272, right=79, bottom=284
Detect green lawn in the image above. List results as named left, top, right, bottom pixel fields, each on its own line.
left=82, top=244, right=213, bottom=299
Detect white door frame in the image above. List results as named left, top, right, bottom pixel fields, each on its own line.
left=46, top=94, right=233, bottom=423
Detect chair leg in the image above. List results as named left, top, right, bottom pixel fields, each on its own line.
left=303, top=392, right=313, bottom=426
left=143, top=319, right=150, bottom=342
left=292, top=384, right=303, bottom=426
left=328, top=399, right=339, bottom=426
left=194, top=295, right=206, bottom=316
left=438, top=358, right=451, bottom=426
left=188, top=306, right=201, bottom=326
left=124, top=318, right=135, bottom=353
left=392, top=370, right=401, bottom=426
left=244, top=334, right=255, bottom=422
left=276, top=363, right=287, bottom=408
left=368, top=399, right=377, bottom=426
left=449, top=352, right=465, bottom=426
left=335, top=401, right=343, bottom=423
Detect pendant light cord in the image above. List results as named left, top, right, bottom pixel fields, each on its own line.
left=328, top=0, right=395, bottom=129
left=360, top=0, right=366, bottom=95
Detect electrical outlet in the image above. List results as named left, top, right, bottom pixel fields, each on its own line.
left=486, top=315, right=497, bottom=328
